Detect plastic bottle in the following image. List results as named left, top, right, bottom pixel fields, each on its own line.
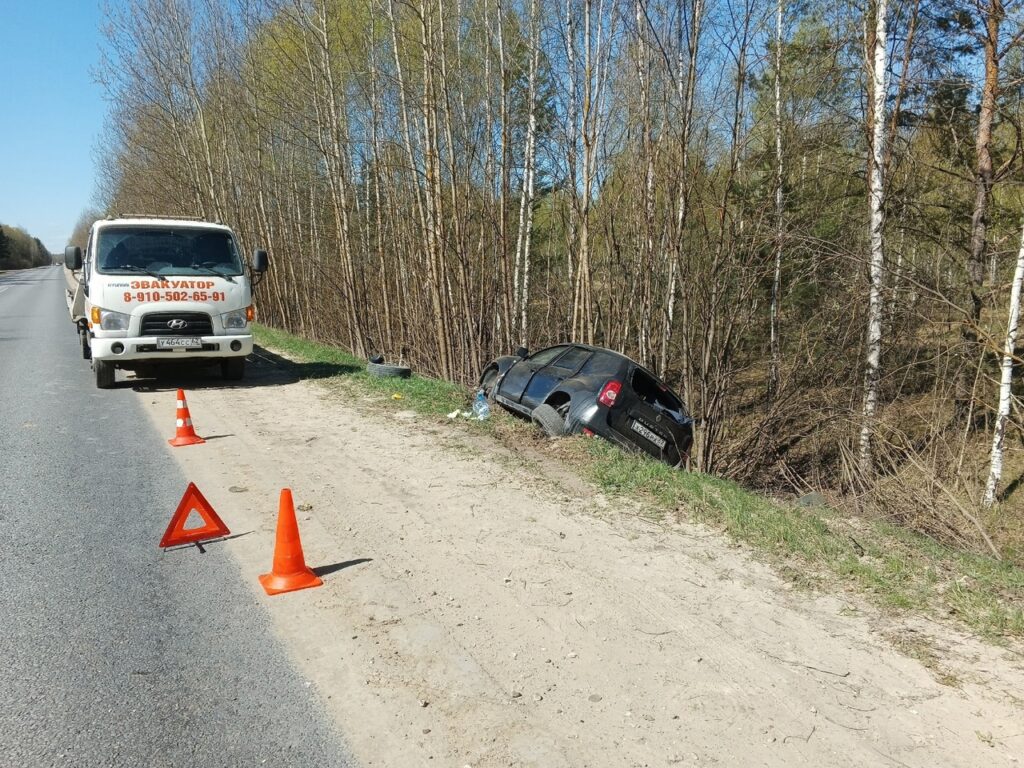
left=472, top=390, right=491, bottom=421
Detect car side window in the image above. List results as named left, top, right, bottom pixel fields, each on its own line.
left=527, top=345, right=569, bottom=367
left=549, top=346, right=591, bottom=373
left=581, top=352, right=623, bottom=377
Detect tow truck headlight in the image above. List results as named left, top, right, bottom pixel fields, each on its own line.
left=222, top=307, right=250, bottom=330
left=90, top=306, right=131, bottom=331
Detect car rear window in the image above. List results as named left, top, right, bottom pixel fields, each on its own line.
left=631, top=368, right=688, bottom=419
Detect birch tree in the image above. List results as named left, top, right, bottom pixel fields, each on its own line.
left=768, top=0, right=784, bottom=400
left=958, top=0, right=1016, bottom=425
left=984, top=220, right=1024, bottom=506
left=859, top=0, right=889, bottom=479
left=513, top=0, right=541, bottom=347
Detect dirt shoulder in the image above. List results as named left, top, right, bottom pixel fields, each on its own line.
left=140, top=356, right=1024, bottom=767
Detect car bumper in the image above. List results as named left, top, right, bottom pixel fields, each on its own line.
left=90, top=335, right=253, bottom=363
left=573, top=402, right=690, bottom=465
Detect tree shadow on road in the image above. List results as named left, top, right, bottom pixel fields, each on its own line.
left=124, top=345, right=359, bottom=392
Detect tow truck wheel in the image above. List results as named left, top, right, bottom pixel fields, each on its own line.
left=221, top=357, right=245, bottom=381
left=80, top=328, right=91, bottom=360
left=94, top=359, right=115, bottom=389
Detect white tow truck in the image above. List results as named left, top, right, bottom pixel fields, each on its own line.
left=64, top=216, right=268, bottom=388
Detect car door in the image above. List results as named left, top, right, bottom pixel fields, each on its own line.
left=521, top=346, right=593, bottom=410
left=498, top=345, right=570, bottom=405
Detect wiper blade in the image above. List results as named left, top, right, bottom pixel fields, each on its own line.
left=190, top=264, right=236, bottom=282
left=118, top=264, right=166, bottom=281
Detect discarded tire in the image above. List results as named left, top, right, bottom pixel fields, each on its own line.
left=531, top=403, right=566, bottom=438
left=368, top=353, right=385, bottom=364
left=367, top=361, right=412, bottom=378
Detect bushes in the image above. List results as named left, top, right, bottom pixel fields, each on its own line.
left=0, top=225, right=52, bottom=270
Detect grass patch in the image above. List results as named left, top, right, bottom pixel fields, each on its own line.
left=576, top=439, right=1024, bottom=640
left=254, top=324, right=467, bottom=418
left=253, top=323, right=1024, bottom=642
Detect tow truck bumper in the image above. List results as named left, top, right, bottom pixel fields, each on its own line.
left=90, top=334, right=254, bottom=363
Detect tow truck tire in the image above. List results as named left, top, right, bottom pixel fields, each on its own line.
left=94, top=359, right=115, bottom=389
left=80, top=328, right=91, bottom=360
left=221, top=357, right=245, bottom=381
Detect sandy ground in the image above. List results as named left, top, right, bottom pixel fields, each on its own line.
left=137, top=354, right=1024, bottom=767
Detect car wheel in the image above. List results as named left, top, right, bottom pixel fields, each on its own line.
left=221, top=357, right=246, bottom=380
left=531, top=403, right=566, bottom=438
left=94, top=359, right=115, bottom=389
left=480, top=366, right=499, bottom=399
left=367, top=361, right=412, bottom=378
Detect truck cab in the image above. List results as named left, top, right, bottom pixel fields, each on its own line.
left=65, top=216, right=268, bottom=388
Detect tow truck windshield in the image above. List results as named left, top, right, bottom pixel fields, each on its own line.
left=95, top=227, right=244, bottom=276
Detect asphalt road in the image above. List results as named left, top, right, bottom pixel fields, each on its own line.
left=0, top=267, right=353, bottom=767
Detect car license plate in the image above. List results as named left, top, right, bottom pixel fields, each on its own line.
left=631, top=420, right=666, bottom=450
left=157, top=337, right=202, bottom=349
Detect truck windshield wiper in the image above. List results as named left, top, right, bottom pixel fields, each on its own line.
left=189, top=264, right=236, bottom=282
left=118, top=264, right=167, bottom=281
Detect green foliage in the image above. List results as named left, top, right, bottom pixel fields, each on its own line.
left=95, top=0, right=1024, bottom=560
left=0, top=224, right=52, bottom=269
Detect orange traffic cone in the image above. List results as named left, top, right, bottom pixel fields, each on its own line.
left=259, top=489, right=323, bottom=596
left=168, top=389, right=205, bottom=447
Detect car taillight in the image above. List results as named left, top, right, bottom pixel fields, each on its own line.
left=598, top=380, right=622, bottom=407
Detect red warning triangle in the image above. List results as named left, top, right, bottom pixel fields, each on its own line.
left=160, top=482, right=231, bottom=548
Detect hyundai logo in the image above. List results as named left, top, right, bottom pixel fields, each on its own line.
left=167, top=319, right=188, bottom=330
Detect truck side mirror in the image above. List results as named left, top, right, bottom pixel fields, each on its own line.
left=65, top=246, right=82, bottom=271
left=515, top=346, right=529, bottom=359
left=252, top=249, right=268, bottom=273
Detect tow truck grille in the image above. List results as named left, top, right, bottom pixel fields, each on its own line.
left=141, top=312, right=213, bottom=336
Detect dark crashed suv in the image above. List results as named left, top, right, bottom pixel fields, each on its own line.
left=479, top=344, right=694, bottom=466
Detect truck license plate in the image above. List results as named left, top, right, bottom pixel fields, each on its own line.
left=631, top=420, right=666, bottom=450
left=157, top=337, right=202, bottom=349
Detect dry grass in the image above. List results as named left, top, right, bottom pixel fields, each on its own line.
left=255, top=323, right=1024, bottom=642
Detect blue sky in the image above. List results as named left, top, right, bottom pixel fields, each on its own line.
left=0, top=1, right=107, bottom=253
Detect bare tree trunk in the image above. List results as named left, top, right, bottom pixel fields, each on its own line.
left=418, top=0, right=454, bottom=379
left=859, top=0, right=888, bottom=479
left=564, top=0, right=579, bottom=336
left=635, top=0, right=655, bottom=367
left=301, top=0, right=365, bottom=355
left=513, top=0, right=540, bottom=348
left=667, top=0, right=703, bottom=402
left=984, top=220, right=1024, bottom=506
left=368, top=5, right=393, bottom=353
left=572, top=0, right=599, bottom=345
left=496, top=2, right=514, bottom=350
left=958, top=0, right=1003, bottom=425
left=768, top=0, right=784, bottom=400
